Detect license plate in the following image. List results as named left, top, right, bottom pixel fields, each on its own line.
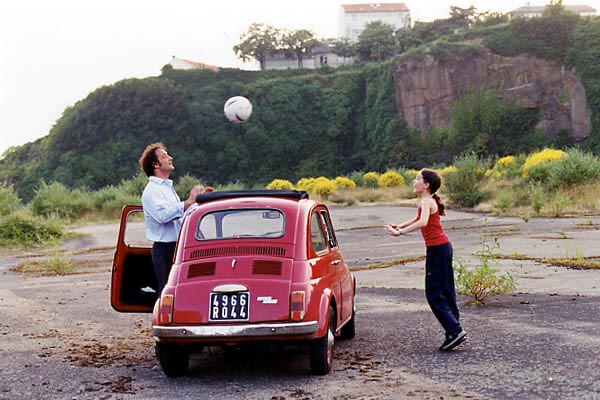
left=209, top=292, right=249, bottom=321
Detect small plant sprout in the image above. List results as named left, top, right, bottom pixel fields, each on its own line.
left=455, top=237, right=518, bottom=305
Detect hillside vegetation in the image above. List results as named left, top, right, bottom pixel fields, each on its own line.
left=1, top=7, right=599, bottom=200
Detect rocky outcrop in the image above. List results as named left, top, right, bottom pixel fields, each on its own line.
left=393, top=46, right=592, bottom=144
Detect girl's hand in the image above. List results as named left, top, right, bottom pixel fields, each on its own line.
left=384, top=224, right=402, bottom=236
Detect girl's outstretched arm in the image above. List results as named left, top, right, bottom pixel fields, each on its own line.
left=386, top=198, right=435, bottom=236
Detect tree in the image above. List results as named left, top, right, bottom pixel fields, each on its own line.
left=449, top=5, right=478, bottom=29
left=281, top=29, right=319, bottom=69
left=332, top=37, right=356, bottom=62
left=413, top=5, right=481, bottom=43
left=356, top=21, right=397, bottom=62
left=509, top=3, right=580, bottom=63
left=395, top=28, right=421, bottom=53
left=233, top=23, right=280, bottom=70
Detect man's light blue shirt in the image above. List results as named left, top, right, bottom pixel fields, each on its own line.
left=141, top=176, right=185, bottom=243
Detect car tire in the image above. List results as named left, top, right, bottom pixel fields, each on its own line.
left=340, top=309, right=356, bottom=340
left=156, top=343, right=189, bottom=378
left=309, top=305, right=335, bottom=375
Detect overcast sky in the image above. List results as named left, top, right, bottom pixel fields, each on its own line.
left=1, top=0, right=598, bottom=157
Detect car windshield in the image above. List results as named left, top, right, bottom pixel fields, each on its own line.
left=197, top=208, right=285, bottom=240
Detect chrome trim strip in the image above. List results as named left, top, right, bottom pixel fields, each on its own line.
left=153, top=321, right=318, bottom=339
left=212, top=283, right=248, bottom=293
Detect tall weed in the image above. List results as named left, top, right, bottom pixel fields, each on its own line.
left=455, top=237, right=517, bottom=304
left=444, top=153, right=490, bottom=208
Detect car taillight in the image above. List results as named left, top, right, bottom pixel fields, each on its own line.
left=290, top=291, right=305, bottom=321
left=159, top=294, right=174, bottom=324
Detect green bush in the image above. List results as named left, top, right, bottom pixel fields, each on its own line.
left=174, top=174, right=203, bottom=199
left=455, top=238, right=517, bottom=304
left=378, top=171, right=405, bottom=188
left=31, top=182, right=94, bottom=219
left=92, top=185, right=141, bottom=218
left=547, top=148, right=600, bottom=188
left=493, top=191, right=514, bottom=212
left=0, top=185, right=22, bottom=216
left=118, top=173, right=147, bottom=197
left=349, top=171, right=366, bottom=187
left=444, top=153, right=490, bottom=208
left=0, top=212, right=64, bottom=247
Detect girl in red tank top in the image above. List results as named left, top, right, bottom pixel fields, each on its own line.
left=384, top=169, right=466, bottom=351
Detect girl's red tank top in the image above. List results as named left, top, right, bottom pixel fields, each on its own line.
left=417, top=205, right=449, bottom=247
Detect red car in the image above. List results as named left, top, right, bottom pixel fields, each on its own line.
left=111, top=190, right=356, bottom=377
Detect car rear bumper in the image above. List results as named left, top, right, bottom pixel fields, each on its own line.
left=153, top=321, right=318, bottom=340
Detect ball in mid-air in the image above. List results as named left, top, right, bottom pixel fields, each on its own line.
left=224, top=96, right=252, bottom=123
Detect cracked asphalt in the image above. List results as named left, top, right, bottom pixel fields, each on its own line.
left=0, top=205, right=599, bottom=399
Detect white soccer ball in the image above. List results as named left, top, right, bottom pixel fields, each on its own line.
left=224, top=96, right=253, bottom=123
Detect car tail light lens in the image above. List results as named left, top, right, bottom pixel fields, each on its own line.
left=159, top=294, right=174, bottom=324
left=290, top=291, right=305, bottom=321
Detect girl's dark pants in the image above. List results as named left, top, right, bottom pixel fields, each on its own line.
left=425, top=242, right=462, bottom=335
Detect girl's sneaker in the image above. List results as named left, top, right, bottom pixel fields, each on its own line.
left=440, top=330, right=467, bottom=351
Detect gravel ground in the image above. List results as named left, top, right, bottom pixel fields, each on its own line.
left=0, top=206, right=599, bottom=399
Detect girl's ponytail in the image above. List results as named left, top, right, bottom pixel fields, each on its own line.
left=421, top=169, right=445, bottom=216
left=432, top=193, right=445, bottom=216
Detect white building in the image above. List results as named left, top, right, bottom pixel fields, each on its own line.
left=338, top=3, right=411, bottom=42
left=508, top=3, right=596, bottom=18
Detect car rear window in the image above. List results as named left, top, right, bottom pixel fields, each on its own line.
left=196, top=209, right=285, bottom=240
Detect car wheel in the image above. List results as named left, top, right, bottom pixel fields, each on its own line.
left=155, top=342, right=189, bottom=378
left=309, top=305, right=335, bottom=375
left=340, top=309, right=356, bottom=340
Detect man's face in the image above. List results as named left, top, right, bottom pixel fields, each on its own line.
left=153, top=148, right=174, bottom=175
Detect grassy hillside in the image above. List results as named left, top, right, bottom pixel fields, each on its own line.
left=1, top=9, right=599, bottom=200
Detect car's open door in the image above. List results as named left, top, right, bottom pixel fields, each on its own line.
left=111, top=205, right=155, bottom=313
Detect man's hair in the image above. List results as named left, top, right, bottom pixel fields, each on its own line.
left=139, top=143, right=166, bottom=177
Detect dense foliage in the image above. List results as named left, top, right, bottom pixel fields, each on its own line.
left=1, top=7, right=599, bottom=200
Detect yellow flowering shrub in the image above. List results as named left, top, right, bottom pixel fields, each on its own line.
left=487, top=156, right=518, bottom=179
left=266, top=179, right=294, bottom=190
left=313, top=179, right=337, bottom=198
left=363, top=172, right=380, bottom=188
left=439, top=166, right=458, bottom=177
left=523, top=149, right=568, bottom=179
left=496, top=155, right=516, bottom=168
left=296, top=177, right=316, bottom=191
left=378, top=171, right=405, bottom=187
left=334, top=176, right=356, bottom=189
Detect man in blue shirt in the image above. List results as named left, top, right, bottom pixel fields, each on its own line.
left=138, top=143, right=210, bottom=294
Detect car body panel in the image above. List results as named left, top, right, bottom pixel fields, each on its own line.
left=111, top=190, right=355, bottom=372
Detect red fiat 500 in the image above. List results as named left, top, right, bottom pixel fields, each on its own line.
left=111, top=190, right=356, bottom=377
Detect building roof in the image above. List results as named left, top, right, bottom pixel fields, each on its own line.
left=341, top=3, right=410, bottom=13
left=509, top=4, right=596, bottom=14
left=170, top=56, right=220, bottom=71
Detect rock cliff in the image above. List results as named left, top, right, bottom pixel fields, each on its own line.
left=393, top=46, right=592, bottom=144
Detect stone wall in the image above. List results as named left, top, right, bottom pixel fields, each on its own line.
left=393, top=46, right=592, bottom=144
